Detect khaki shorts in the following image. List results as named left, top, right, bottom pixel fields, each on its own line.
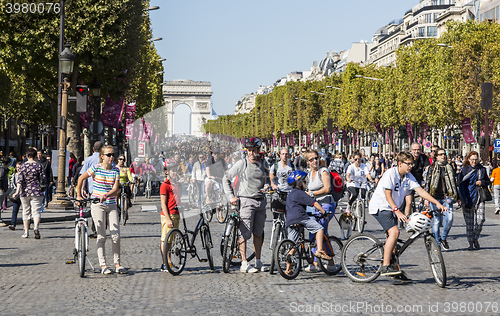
left=161, top=214, right=180, bottom=242
left=239, top=197, right=267, bottom=240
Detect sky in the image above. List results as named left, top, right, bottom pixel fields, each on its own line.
left=149, top=0, right=418, bottom=135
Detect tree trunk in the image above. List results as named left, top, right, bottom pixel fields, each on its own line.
left=66, top=100, right=82, bottom=159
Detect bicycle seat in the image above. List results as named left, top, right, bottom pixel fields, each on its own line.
left=289, top=224, right=302, bottom=231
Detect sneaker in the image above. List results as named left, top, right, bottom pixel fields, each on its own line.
left=254, top=261, right=268, bottom=272
left=441, top=239, right=450, bottom=251
left=160, top=264, right=168, bottom=272
left=304, top=264, right=320, bottom=273
left=240, top=262, right=258, bottom=273
left=323, top=264, right=337, bottom=272
left=496, top=209, right=500, bottom=215
left=116, top=266, right=128, bottom=274
left=473, top=239, right=480, bottom=250
left=34, top=229, right=40, bottom=239
left=101, top=267, right=112, bottom=275
left=380, top=265, right=402, bottom=276
left=22, top=232, right=29, bottom=238
left=392, top=271, right=412, bottom=283
left=8, top=225, right=15, bottom=231
left=0, top=220, right=6, bottom=227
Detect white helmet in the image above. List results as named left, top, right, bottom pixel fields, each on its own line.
left=134, top=157, right=140, bottom=162
left=406, top=213, right=432, bottom=234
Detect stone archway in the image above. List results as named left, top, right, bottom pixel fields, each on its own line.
left=163, top=79, right=212, bottom=137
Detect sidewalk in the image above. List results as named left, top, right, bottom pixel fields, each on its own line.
left=0, top=200, right=78, bottom=226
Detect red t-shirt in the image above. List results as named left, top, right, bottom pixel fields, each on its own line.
left=160, top=178, right=180, bottom=216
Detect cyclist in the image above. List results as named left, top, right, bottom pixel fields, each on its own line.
left=368, top=151, right=446, bottom=283
left=283, top=170, right=331, bottom=275
left=270, top=148, right=294, bottom=193
left=141, top=157, right=157, bottom=193
left=130, top=158, right=142, bottom=193
left=204, top=148, right=227, bottom=204
left=192, top=154, right=206, bottom=204
left=117, top=155, right=134, bottom=208
left=222, top=137, right=269, bottom=273
left=345, top=152, right=375, bottom=213
left=159, top=158, right=181, bottom=272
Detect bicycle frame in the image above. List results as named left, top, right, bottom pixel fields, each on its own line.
left=180, top=209, right=212, bottom=261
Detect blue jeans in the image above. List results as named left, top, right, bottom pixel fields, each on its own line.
left=11, top=201, right=21, bottom=227
left=307, top=199, right=337, bottom=261
left=430, top=198, right=453, bottom=244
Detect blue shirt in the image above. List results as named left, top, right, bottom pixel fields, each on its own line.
left=80, top=152, right=100, bottom=193
left=285, top=188, right=316, bottom=227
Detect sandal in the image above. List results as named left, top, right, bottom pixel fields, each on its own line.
left=314, top=250, right=332, bottom=260
left=34, top=229, right=40, bottom=239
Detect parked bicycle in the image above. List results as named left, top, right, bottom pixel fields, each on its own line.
left=268, top=190, right=288, bottom=275
left=117, top=182, right=130, bottom=225
left=59, top=196, right=100, bottom=277
left=164, top=205, right=214, bottom=275
left=275, top=213, right=343, bottom=280
left=220, top=199, right=256, bottom=273
left=340, top=208, right=447, bottom=287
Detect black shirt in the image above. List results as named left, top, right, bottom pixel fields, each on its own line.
left=410, top=154, right=429, bottom=185
left=206, top=157, right=227, bottom=180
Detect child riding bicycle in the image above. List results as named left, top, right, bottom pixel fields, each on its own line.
left=284, top=170, right=331, bottom=274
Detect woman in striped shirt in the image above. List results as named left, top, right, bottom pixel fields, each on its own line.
left=77, top=145, right=127, bottom=275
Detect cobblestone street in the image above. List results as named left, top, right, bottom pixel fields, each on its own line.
left=1, top=194, right=499, bottom=315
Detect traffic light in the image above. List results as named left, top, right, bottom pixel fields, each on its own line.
left=116, top=125, right=125, bottom=147
left=76, top=85, right=88, bottom=112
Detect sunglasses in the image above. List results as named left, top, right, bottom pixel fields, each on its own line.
left=104, top=153, right=115, bottom=157
left=354, top=158, right=360, bottom=161
left=401, top=161, right=414, bottom=167
left=118, top=158, right=125, bottom=161
left=199, top=157, right=204, bottom=159
left=437, top=153, right=446, bottom=156
left=309, top=157, right=319, bottom=162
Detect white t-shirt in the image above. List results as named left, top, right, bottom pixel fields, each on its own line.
left=368, top=167, right=420, bottom=215
left=346, top=163, right=370, bottom=188
left=271, top=162, right=294, bottom=192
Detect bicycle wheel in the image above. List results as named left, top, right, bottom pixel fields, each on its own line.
left=122, top=195, right=128, bottom=225
left=164, top=229, right=187, bottom=275
left=318, top=235, right=343, bottom=276
left=216, top=195, right=229, bottom=224
left=275, top=239, right=301, bottom=280
left=269, top=222, right=282, bottom=274
left=425, top=235, right=447, bottom=288
left=78, top=226, right=86, bottom=278
left=222, top=219, right=237, bottom=273
left=357, top=203, right=365, bottom=233
left=202, top=203, right=213, bottom=223
left=341, top=233, right=383, bottom=283
left=201, top=225, right=214, bottom=272
left=133, top=185, right=137, bottom=202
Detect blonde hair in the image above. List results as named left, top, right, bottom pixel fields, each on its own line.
left=99, top=145, right=115, bottom=163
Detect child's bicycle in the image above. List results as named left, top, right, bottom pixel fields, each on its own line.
left=164, top=205, right=215, bottom=275
left=340, top=208, right=447, bottom=287
left=275, top=213, right=343, bottom=280
left=59, top=196, right=100, bottom=277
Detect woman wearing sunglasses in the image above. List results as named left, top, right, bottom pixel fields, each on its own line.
left=77, top=145, right=127, bottom=275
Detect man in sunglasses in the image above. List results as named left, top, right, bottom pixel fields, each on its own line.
left=293, top=147, right=308, bottom=171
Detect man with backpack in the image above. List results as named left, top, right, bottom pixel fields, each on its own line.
left=270, top=148, right=295, bottom=193
left=0, top=156, right=10, bottom=226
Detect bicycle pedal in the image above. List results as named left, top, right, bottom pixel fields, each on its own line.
left=66, top=260, right=75, bottom=264
left=200, top=259, right=207, bottom=262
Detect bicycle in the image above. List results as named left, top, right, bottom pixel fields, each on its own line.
left=58, top=196, right=100, bottom=277
left=340, top=209, right=447, bottom=287
left=117, top=182, right=130, bottom=225
left=202, top=178, right=229, bottom=224
left=220, top=199, right=256, bottom=273
left=349, top=180, right=373, bottom=233
left=144, top=171, right=153, bottom=199
left=164, top=205, right=215, bottom=275
left=268, top=190, right=288, bottom=275
left=187, top=177, right=199, bottom=206
left=274, top=213, right=343, bottom=280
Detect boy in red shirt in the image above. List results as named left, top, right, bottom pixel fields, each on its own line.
left=160, top=159, right=181, bottom=271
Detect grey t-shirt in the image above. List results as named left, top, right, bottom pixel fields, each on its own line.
left=223, top=158, right=268, bottom=199
left=271, top=162, right=294, bottom=192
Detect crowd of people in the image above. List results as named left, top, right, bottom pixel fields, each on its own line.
left=3, top=136, right=498, bottom=281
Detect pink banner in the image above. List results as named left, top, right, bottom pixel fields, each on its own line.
left=356, top=130, right=359, bottom=147
left=101, top=96, right=125, bottom=128
left=281, top=132, right=286, bottom=147
left=343, top=130, right=347, bottom=147
left=332, top=131, right=336, bottom=144
left=462, top=118, right=476, bottom=144
left=289, top=134, right=294, bottom=146
left=272, top=134, right=277, bottom=147
left=390, top=127, right=394, bottom=145
left=306, top=131, right=311, bottom=144
left=323, top=128, right=329, bottom=144
left=421, top=123, right=428, bottom=145
left=265, top=139, right=269, bottom=148
left=375, top=123, right=383, bottom=135
left=79, top=104, right=92, bottom=129
left=385, top=129, right=390, bottom=144
left=480, top=119, right=494, bottom=137
left=406, top=122, right=413, bottom=142
left=125, top=124, right=133, bottom=139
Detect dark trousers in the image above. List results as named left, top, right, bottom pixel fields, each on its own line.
left=347, top=186, right=366, bottom=205
left=11, top=201, right=21, bottom=227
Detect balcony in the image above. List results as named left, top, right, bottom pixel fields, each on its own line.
left=413, top=4, right=453, bottom=16
left=407, top=20, right=418, bottom=29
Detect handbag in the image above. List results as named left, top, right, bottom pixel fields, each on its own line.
left=477, top=170, right=492, bottom=202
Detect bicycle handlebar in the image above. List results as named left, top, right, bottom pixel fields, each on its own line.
left=57, top=197, right=100, bottom=204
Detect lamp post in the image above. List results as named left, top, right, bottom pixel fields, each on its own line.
left=49, top=43, right=75, bottom=210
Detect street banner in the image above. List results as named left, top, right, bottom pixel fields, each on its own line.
left=480, top=119, right=494, bottom=137
left=79, top=105, right=92, bottom=129
left=126, top=102, right=136, bottom=113
left=375, top=123, right=383, bottom=135
left=323, top=128, right=329, bottom=144
left=386, top=129, right=390, bottom=144
left=101, top=96, right=125, bottom=128
left=241, top=137, right=244, bottom=145
left=281, top=132, right=286, bottom=147
left=343, top=129, right=347, bottom=147
left=306, top=131, right=311, bottom=144
left=390, top=127, right=394, bottom=145
left=272, top=134, right=277, bottom=147
left=265, top=139, right=269, bottom=148
left=290, top=134, right=294, bottom=146
left=422, top=123, right=428, bottom=145
left=462, top=118, right=476, bottom=144
left=406, top=122, right=413, bottom=143
left=332, top=131, right=336, bottom=144
left=138, top=142, right=145, bottom=157
left=125, top=124, right=133, bottom=139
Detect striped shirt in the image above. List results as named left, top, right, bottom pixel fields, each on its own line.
left=87, top=164, right=119, bottom=205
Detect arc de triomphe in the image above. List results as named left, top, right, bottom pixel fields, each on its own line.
left=163, top=79, right=212, bottom=137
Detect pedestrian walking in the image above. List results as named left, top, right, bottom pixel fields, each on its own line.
left=0, top=156, right=10, bottom=226
left=490, top=162, right=500, bottom=215
left=8, top=162, right=22, bottom=230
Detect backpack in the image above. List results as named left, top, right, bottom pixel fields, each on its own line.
left=0, top=166, right=9, bottom=192
left=319, top=167, right=345, bottom=202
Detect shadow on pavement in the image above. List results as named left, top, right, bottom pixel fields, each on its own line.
left=0, top=262, right=48, bottom=267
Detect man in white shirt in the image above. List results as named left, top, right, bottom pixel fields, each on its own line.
left=270, top=148, right=294, bottom=193
left=345, top=153, right=374, bottom=213
left=368, top=151, right=446, bottom=282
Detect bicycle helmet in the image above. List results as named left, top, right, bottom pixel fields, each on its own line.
left=406, top=212, right=432, bottom=233
left=244, top=137, right=261, bottom=148
left=287, top=170, right=308, bottom=186
left=134, top=157, right=140, bottom=162
left=164, top=158, right=178, bottom=169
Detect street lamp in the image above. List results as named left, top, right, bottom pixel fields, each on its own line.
left=149, top=37, right=163, bottom=42
left=355, top=75, right=383, bottom=81
left=437, top=43, right=453, bottom=49
left=50, top=43, right=75, bottom=210
left=295, top=97, right=308, bottom=102
left=158, top=58, right=166, bottom=62
left=310, top=91, right=325, bottom=95
left=326, top=86, right=342, bottom=90
left=144, top=5, right=160, bottom=11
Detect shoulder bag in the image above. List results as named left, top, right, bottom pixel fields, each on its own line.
left=477, top=169, right=492, bottom=202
